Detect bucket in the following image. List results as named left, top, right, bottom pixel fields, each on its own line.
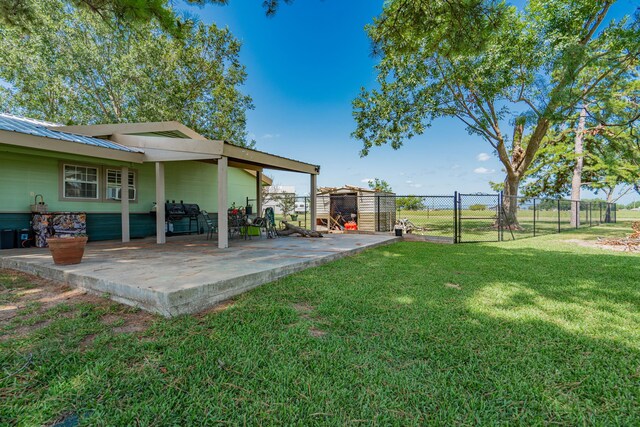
left=394, top=228, right=403, bottom=237
left=0, top=229, right=16, bottom=249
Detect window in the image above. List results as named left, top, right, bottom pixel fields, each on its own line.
left=63, top=164, right=99, bottom=199
left=106, top=169, right=136, bottom=201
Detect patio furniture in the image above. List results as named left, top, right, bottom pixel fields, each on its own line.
left=248, top=216, right=268, bottom=239
left=200, top=210, right=217, bottom=240
left=228, top=208, right=245, bottom=239
left=264, top=207, right=277, bottom=239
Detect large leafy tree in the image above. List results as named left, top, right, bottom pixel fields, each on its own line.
left=352, top=0, right=640, bottom=226
left=0, top=0, right=254, bottom=145
left=0, top=0, right=294, bottom=34
left=523, top=73, right=640, bottom=211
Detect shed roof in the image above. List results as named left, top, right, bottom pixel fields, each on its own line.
left=0, top=113, right=141, bottom=154
left=317, top=185, right=394, bottom=195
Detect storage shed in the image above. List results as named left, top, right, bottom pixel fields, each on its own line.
left=317, top=185, right=396, bottom=232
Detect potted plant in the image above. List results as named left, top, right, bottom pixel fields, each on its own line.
left=47, top=233, right=88, bottom=265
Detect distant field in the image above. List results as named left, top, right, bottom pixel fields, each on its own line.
left=396, top=207, right=620, bottom=241
left=618, top=209, right=640, bottom=221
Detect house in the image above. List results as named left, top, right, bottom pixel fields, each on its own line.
left=317, top=185, right=396, bottom=232
left=0, top=113, right=319, bottom=249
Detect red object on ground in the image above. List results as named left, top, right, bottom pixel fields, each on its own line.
left=344, top=221, right=358, bottom=230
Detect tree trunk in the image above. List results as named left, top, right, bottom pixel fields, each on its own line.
left=277, top=221, right=323, bottom=238
left=604, top=187, right=615, bottom=223
left=502, top=174, right=521, bottom=229
left=570, top=106, right=587, bottom=227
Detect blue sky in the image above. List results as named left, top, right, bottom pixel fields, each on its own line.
left=186, top=1, right=635, bottom=201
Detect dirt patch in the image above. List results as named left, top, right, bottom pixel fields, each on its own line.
left=292, top=302, right=328, bottom=337
left=445, top=282, right=462, bottom=290
left=564, top=239, right=640, bottom=253
left=0, top=269, right=155, bottom=340
left=195, top=299, right=237, bottom=319
left=309, top=327, right=327, bottom=338
left=0, top=269, right=103, bottom=316
left=79, top=333, right=97, bottom=349
left=292, top=302, right=315, bottom=320
left=100, top=310, right=154, bottom=335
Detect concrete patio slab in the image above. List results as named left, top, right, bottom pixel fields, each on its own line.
left=0, top=233, right=397, bottom=316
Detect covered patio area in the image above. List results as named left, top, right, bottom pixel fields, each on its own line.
left=0, top=233, right=397, bottom=316
left=55, top=121, right=321, bottom=248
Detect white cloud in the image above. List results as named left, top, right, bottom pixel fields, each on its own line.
left=361, top=178, right=374, bottom=184
left=261, top=133, right=281, bottom=139
left=477, top=153, right=491, bottom=162
left=473, top=167, right=495, bottom=174
left=405, top=180, right=413, bottom=184
left=451, top=164, right=461, bottom=170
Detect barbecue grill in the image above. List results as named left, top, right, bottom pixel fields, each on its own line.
left=164, top=202, right=201, bottom=235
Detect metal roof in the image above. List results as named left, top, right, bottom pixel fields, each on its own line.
left=0, top=113, right=143, bottom=153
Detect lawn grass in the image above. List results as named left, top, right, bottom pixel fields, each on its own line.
left=1, top=224, right=639, bottom=425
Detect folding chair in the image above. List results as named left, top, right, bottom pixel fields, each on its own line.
left=200, top=210, right=217, bottom=240
left=264, top=207, right=277, bottom=239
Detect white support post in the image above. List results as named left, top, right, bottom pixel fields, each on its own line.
left=155, top=162, right=166, bottom=244
left=121, top=166, right=130, bottom=243
left=256, top=170, right=263, bottom=216
left=217, top=156, right=229, bottom=249
left=310, top=174, right=317, bottom=232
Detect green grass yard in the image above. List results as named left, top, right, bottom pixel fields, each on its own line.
left=1, top=223, right=639, bottom=425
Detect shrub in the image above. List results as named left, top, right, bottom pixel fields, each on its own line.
left=469, top=204, right=487, bottom=211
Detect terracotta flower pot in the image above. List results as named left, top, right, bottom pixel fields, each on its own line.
left=47, top=236, right=88, bottom=265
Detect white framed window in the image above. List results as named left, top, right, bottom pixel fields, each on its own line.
left=105, top=169, right=136, bottom=201
left=63, top=164, right=99, bottom=199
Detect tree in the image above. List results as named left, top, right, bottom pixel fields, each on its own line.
left=352, top=0, right=640, bottom=227
left=523, top=73, right=640, bottom=222
left=260, top=174, right=276, bottom=207
left=0, top=0, right=254, bottom=145
left=469, top=204, right=487, bottom=211
left=367, top=178, right=393, bottom=193
left=396, top=196, right=424, bottom=211
left=276, top=193, right=296, bottom=220
left=0, top=0, right=294, bottom=34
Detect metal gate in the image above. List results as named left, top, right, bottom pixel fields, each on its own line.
left=456, top=193, right=501, bottom=243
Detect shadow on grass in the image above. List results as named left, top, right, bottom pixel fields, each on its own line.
left=1, top=235, right=639, bottom=425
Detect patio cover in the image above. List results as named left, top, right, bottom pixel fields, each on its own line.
left=54, top=121, right=320, bottom=248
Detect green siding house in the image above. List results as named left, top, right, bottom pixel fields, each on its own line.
left=0, top=114, right=319, bottom=248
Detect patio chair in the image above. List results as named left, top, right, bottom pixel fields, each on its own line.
left=264, top=207, right=277, bottom=239
left=200, top=210, right=217, bottom=240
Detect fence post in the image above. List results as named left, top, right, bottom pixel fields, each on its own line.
left=376, top=195, right=380, bottom=232
left=457, top=192, right=462, bottom=243
left=599, top=202, right=603, bottom=224
left=498, top=192, right=503, bottom=242
left=533, top=198, right=536, bottom=237
left=557, top=199, right=561, bottom=233
left=453, top=191, right=458, bottom=244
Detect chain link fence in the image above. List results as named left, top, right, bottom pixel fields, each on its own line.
left=247, top=193, right=617, bottom=243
